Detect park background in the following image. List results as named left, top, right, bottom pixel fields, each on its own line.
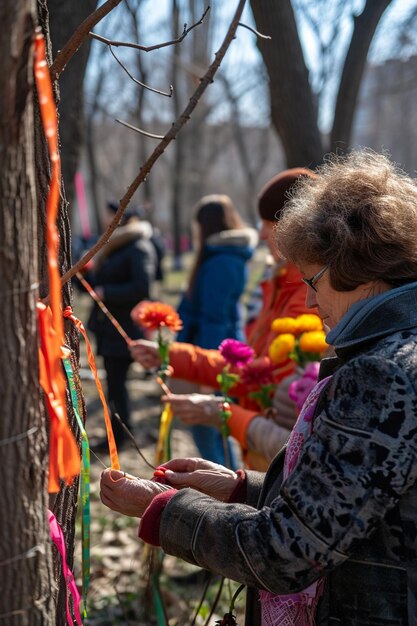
left=3, top=0, right=417, bottom=624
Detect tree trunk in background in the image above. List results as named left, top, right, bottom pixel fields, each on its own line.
left=48, top=0, right=97, bottom=215
left=36, top=3, right=85, bottom=624
left=250, top=0, right=323, bottom=168
left=250, top=0, right=393, bottom=166
left=0, top=0, right=55, bottom=623
left=171, top=0, right=186, bottom=269
left=330, top=0, right=393, bottom=152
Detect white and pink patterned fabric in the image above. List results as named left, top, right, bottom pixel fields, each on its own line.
left=259, top=375, right=331, bottom=626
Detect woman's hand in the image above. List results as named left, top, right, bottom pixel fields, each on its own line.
left=100, top=469, right=172, bottom=517
left=129, top=339, right=161, bottom=369
left=162, top=393, right=224, bottom=427
left=158, top=457, right=241, bottom=502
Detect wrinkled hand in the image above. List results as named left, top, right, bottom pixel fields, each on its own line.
left=129, top=339, right=161, bottom=369
left=157, top=457, right=240, bottom=502
left=161, top=393, right=224, bottom=427
left=100, top=469, right=172, bottom=517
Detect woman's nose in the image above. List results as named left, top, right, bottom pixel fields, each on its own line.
left=305, top=288, right=317, bottom=309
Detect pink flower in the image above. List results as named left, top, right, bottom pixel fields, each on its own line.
left=240, top=357, right=276, bottom=387
left=303, top=361, right=321, bottom=380
left=288, top=362, right=320, bottom=411
left=218, top=339, right=254, bottom=367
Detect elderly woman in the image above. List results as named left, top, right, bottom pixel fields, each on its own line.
left=101, top=151, right=417, bottom=625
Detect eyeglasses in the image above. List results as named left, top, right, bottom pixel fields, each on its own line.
left=302, top=265, right=328, bottom=292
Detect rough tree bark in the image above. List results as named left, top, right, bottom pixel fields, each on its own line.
left=330, top=0, right=393, bottom=152
left=36, top=2, right=85, bottom=624
left=171, top=0, right=186, bottom=268
left=250, top=0, right=393, bottom=166
left=48, top=0, right=98, bottom=211
left=250, top=0, right=323, bottom=168
left=0, top=0, right=55, bottom=623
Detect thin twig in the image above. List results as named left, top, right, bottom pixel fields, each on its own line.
left=50, top=0, right=124, bottom=79
left=61, top=0, right=246, bottom=286
left=89, top=6, right=210, bottom=53
left=203, top=577, right=225, bottom=626
left=238, top=22, right=271, bottom=39
left=113, top=583, right=133, bottom=626
left=113, top=414, right=156, bottom=471
left=109, top=46, right=173, bottom=97
left=89, top=448, right=108, bottom=469
left=115, top=118, right=165, bottom=140
left=190, top=573, right=214, bottom=626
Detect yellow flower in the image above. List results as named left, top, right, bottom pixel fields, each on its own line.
left=295, top=314, right=323, bottom=333
left=298, top=330, right=328, bottom=353
left=268, top=333, right=296, bottom=364
left=271, top=316, right=300, bottom=335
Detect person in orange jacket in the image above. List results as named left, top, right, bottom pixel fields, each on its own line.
left=130, top=168, right=318, bottom=469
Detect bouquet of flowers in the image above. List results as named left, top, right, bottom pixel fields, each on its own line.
left=132, top=300, right=182, bottom=463
left=268, top=314, right=328, bottom=368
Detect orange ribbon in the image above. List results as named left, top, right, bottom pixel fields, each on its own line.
left=38, top=304, right=80, bottom=492
left=64, top=307, right=120, bottom=470
left=34, top=30, right=80, bottom=492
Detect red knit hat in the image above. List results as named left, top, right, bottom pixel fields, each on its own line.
left=257, top=167, right=317, bottom=222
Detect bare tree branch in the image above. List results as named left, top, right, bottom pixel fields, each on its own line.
left=60, top=0, right=247, bottom=286
left=50, top=0, right=123, bottom=79
left=238, top=22, right=271, bottom=39
left=89, top=6, right=211, bottom=53
left=115, top=118, right=165, bottom=139
left=109, top=46, right=173, bottom=97
left=330, top=0, right=393, bottom=151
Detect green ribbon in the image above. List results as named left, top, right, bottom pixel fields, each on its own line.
left=63, top=357, right=90, bottom=618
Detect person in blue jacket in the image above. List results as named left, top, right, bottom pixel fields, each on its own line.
left=176, top=194, right=258, bottom=465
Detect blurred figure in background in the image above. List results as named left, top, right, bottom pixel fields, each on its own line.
left=131, top=169, right=317, bottom=470
left=175, top=194, right=258, bottom=466
left=87, top=202, right=156, bottom=448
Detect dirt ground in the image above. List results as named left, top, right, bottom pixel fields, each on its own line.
left=73, top=291, right=247, bottom=625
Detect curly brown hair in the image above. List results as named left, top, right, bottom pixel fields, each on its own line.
left=274, top=150, right=417, bottom=291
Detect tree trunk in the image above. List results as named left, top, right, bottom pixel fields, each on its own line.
left=330, top=0, right=393, bottom=152
left=36, top=3, right=84, bottom=624
left=250, top=0, right=323, bottom=168
left=0, top=0, right=55, bottom=623
left=171, top=0, right=185, bottom=268
left=48, top=0, right=98, bottom=214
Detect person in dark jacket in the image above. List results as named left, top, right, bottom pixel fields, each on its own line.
left=176, top=194, right=258, bottom=465
left=87, top=203, right=156, bottom=447
left=101, top=151, right=417, bottom=625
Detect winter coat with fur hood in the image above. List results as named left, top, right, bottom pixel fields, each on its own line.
left=87, top=220, right=156, bottom=358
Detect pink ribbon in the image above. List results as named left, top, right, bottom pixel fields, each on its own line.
left=48, top=510, right=82, bottom=625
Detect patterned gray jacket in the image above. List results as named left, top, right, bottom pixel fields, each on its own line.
left=159, top=282, right=417, bottom=626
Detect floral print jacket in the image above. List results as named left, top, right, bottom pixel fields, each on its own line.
left=159, top=282, right=417, bottom=626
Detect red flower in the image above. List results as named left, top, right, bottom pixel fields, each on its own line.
left=218, top=338, right=254, bottom=367
left=131, top=301, right=183, bottom=332
left=240, top=356, right=276, bottom=387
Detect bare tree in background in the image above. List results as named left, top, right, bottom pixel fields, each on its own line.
left=250, top=0, right=393, bottom=166
left=48, top=0, right=98, bottom=210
